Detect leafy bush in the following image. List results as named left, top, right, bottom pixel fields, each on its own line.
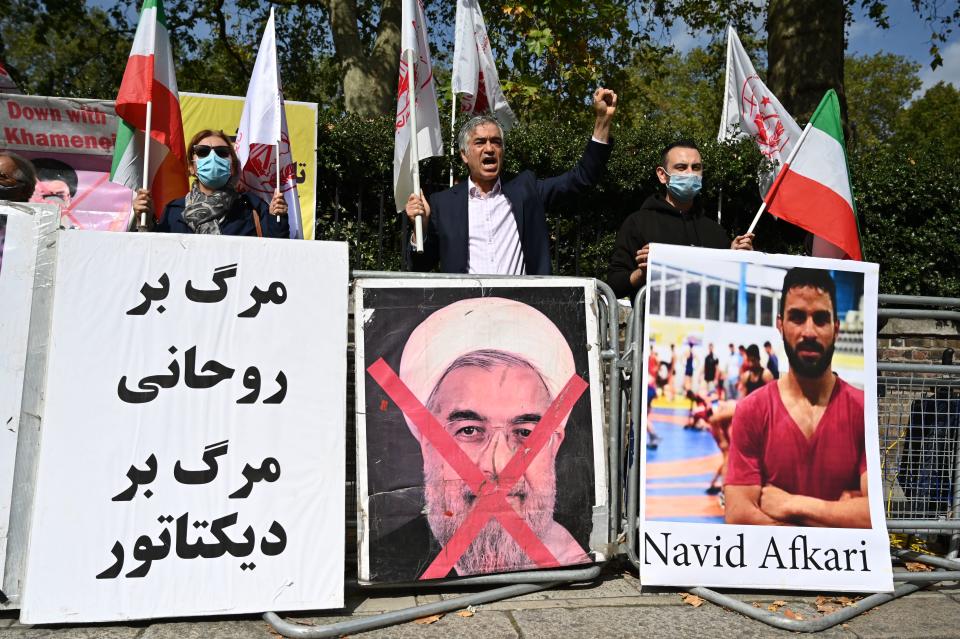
left=312, top=111, right=959, bottom=297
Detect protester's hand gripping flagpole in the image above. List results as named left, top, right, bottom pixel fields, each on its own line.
left=139, top=15, right=157, bottom=228
left=746, top=121, right=814, bottom=235
left=407, top=48, right=424, bottom=253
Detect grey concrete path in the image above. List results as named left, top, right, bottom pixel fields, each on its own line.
left=1, top=567, right=958, bottom=638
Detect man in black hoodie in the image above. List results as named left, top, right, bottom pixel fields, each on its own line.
left=607, top=140, right=754, bottom=299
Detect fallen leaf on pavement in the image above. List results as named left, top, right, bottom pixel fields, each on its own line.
left=768, top=600, right=787, bottom=612
left=680, top=592, right=705, bottom=607
left=415, top=614, right=443, bottom=625
left=905, top=561, right=934, bottom=572
left=457, top=610, right=475, bottom=618
left=752, top=602, right=762, bottom=608
left=816, top=600, right=841, bottom=614
left=784, top=609, right=804, bottom=620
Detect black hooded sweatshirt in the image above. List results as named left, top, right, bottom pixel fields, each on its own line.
left=607, top=194, right=730, bottom=299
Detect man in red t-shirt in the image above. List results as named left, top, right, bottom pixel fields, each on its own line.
left=724, top=267, right=870, bottom=528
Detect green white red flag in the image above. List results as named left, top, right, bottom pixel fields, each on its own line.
left=109, top=0, right=188, bottom=219
left=764, top=90, right=863, bottom=260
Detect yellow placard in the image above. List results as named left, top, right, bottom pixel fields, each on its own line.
left=180, top=92, right=317, bottom=240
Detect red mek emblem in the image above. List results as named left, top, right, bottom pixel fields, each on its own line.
left=395, top=19, right=435, bottom=133
left=239, top=131, right=296, bottom=198
left=460, top=71, right=490, bottom=115
left=740, top=75, right=789, bottom=158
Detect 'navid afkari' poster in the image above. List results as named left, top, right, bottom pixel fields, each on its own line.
left=355, top=279, right=608, bottom=584
left=639, top=244, right=891, bottom=592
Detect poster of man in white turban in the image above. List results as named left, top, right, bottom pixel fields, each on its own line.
left=354, top=279, right=607, bottom=584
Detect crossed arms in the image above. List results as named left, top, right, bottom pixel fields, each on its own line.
left=724, top=472, right=871, bottom=529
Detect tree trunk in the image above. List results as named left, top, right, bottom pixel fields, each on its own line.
left=327, top=0, right=400, bottom=116
left=767, top=0, right=848, bottom=133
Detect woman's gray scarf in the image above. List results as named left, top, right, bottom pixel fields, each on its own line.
left=182, top=181, right=238, bottom=235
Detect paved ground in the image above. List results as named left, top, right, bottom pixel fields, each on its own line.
left=1, top=563, right=958, bottom=638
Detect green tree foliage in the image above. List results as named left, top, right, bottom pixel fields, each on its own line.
left=0, top=2, right=129, bottom=98
left=845, top=53, right=922, bottom=147
left=854, top=140, right=960, bottom=296
left=622, top=43, right=729, bottom=141
left=892, top=81, right=960, bottom=163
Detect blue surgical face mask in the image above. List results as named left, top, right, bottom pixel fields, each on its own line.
left=195, top=153, right=232, bottom=189
left=666, top=172, right=702, bottom=201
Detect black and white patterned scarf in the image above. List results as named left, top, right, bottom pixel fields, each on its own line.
left=182, top=180, right=238, bottom=235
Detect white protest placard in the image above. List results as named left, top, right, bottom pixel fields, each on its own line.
left=21, top=231, right=348, bottom=622
left=639, top=244, right=892, bottom=592
left=0, top=211, right=40, bottom=582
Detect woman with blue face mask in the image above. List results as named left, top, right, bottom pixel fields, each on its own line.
left=131, top=129, right=289, bottom=237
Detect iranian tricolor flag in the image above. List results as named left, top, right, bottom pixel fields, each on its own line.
left=109, top=0, right=188, bottom=220
left=764, top=89, right=863, bottom=260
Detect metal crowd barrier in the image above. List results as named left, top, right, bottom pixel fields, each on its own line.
left=265, top=272, right=624, bottom=638
left=621, top=289, right=960, bottom=632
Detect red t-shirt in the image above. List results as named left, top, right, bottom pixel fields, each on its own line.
left=726, top=377, right=866, bottom=501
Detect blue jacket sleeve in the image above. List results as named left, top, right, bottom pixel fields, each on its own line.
left=248, top=194, right=290, bottom=238
left=535, top=138, right=613, bottom=209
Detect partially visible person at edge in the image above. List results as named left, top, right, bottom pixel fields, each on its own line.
left=0, top=150, right=37, bottom=203
left=606, top=139, right=754, bottom=299
left=132, top=129, right=289, bottom=237
left=404, top=87, right=617, bottom=275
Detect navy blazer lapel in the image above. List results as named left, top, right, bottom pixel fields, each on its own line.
left=451, top=181, right=470, bottom=267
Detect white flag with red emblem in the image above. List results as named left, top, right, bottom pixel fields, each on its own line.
left=452, top=0, right=517, bottom=130
left=718, top=27, right=802, bottom=168
left=393, top=0, right=443, bottom=212
left=236, top=7, right=303, bottom=239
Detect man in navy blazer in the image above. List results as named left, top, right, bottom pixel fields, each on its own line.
left=404, top=87, right=617, bottom=275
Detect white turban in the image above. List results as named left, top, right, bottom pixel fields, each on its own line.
left=398, top=296, right=576, bottom=409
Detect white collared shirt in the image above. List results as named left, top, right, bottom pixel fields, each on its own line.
left=466, top=177, right=525, bottom=275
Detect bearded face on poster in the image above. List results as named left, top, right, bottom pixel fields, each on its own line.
left=399, top=298, right=588, bottom=575
left=359, top=286, right=602, bottom=583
